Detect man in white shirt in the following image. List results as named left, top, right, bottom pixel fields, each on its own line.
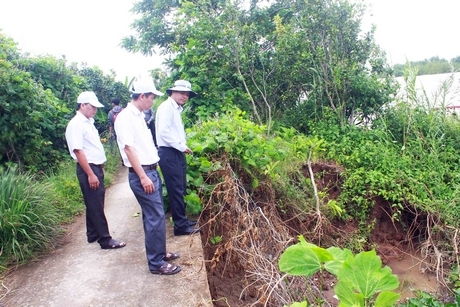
left=155, top=80, right=200, bottom=236
left=115, top=80, right=181, bottom=275
left=65, top=91, right=126, bottom=249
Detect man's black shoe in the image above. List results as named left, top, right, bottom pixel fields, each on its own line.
left=188, top=220, right=198, bottom=227
left=174, top=227, right=201, bottom=236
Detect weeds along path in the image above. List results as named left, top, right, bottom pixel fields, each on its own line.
left=0, top=167, right=212, bottom=307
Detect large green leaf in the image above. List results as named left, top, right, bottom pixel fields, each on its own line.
left=335, top=280, right=364, bottom=307
left=374, top=291, right=400, bottom=307
left=337, top=250, right=399, bottom=299
left=325, top=246, right=354, bottom=276
left=279, top=243, right=333, bottom=277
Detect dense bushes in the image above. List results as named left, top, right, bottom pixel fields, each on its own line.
left=0, top=31, right=130, bottom=173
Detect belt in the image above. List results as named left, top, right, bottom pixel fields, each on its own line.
left=128, top=163, right=158, bottom=173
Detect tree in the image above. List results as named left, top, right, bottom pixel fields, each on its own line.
left=122, top=0, right=396, bottom=130
left=0, top=33, right=69, bottom=171
left=19, top=55, right=87, bottom=111
left=77, top=64, right=131, bottom=132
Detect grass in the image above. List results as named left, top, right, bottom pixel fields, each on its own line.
left=0, top=167, right=60, bottom=268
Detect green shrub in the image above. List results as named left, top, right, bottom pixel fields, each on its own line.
left=185, top=109, right=321, bottom=213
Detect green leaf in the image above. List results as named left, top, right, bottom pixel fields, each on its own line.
left=374, top=291, right=400, bottom=307
left=325, top=246, right=353, bottom=276
left=279, top=243, right=333, bottom=277
left=335, top=280, right=364, bottom=307
left=337, top=250, right=399, bottom=298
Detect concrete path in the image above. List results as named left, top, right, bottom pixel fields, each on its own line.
left=0, top=167, right=212, bottom=307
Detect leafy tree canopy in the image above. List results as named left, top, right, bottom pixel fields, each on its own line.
left=0, top=31, right=132, bottom=172
left=122, top=0, right=397, bottom=130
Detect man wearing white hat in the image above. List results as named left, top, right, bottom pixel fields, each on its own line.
left=155, top=80, right=200, bottom=236
left=115, top=80, right=181, bottom=275
left=65, top=91, right=126, bottom=250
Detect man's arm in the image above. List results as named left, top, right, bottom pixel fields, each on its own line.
left=74, top=149, right=100, bottom=190
left=124, top=145, right=155, bottom=194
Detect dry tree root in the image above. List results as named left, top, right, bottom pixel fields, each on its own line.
left=305, top=147, right=331, bottom=245
left=418, top=212, right=460, bottom=293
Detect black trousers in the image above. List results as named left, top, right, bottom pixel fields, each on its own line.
left=158, top=147, right=188, bottom=231
left=76, top=163, right=111, bottom=245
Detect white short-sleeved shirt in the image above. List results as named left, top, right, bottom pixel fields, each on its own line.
left=114, top=103, right=159, bottom=167
left=155, top=97, right=187, bottom=152
left=65, top=111, right=106, bottom=164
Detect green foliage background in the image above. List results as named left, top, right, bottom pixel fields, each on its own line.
left=0, top=31, right=131, bottom=173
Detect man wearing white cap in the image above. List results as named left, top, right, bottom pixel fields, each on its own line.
left=65, top=91, right=126, bottom=250
left=115, top=80, right=181, bottom=275
left=155, top=80, right=200, bottom=236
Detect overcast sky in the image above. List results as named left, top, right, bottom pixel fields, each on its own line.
left=0, top=0, right=458, bottom=82
left=0, top=0, right=161, bottom=82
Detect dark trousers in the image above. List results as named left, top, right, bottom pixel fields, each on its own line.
left=128, top=169, right=166, bottom=271
left=76, top=164, right=111, bottom=245
left=158, top=147, right=188, bottom=231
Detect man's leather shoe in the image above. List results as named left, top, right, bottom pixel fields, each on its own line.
left=188, top=220, right=197, bottom=226
left=174, top=227, right=201, bottom=236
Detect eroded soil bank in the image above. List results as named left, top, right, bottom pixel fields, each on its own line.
left=199, top=161, right=450, bottom=306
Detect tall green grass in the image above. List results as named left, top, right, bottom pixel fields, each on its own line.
left=0, top=167, right=60, bottom=268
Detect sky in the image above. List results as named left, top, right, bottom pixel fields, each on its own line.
left=0, top=0, right=458, bottom=83
left=0, top=0, right=163, bottom=82
left=363, top=0, right=459, bottom=65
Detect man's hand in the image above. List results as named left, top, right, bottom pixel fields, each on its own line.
left=88, top=174, right=100, bottom=190
left=184, top=147, right=193, bottom=155
left=140, top=176, right=155, bottom=194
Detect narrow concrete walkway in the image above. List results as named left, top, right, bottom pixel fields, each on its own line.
left=0, top=167, right=212, bottom=307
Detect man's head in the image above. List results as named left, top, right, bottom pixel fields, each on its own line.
left=131, top=79, right=164, bottom=111
left=111, top=98, right=121, bottom=106
left=77, top=91, right=104, bottom=119
left=166, top=80, right=197, bottom=106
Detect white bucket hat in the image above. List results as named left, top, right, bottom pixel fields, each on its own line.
left=166, top=80, right=197, bottom=98
left=132, top=79, right=164, bottom=96
left=77, top=91, right=104, bottom=108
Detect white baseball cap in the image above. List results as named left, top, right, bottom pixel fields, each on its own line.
left=77, top=91, right=104, bottom=108
left=132, top=79, right=164, bottom=96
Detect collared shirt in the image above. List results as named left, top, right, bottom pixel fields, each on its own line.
left=155, top=97, right=187, bottom=152
left=65, top=111, right=106, bottom=164
left=114, top=103, right=159, bottom=167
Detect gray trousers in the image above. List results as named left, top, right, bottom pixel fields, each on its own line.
left=128, top=169, right=166, bottom=271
